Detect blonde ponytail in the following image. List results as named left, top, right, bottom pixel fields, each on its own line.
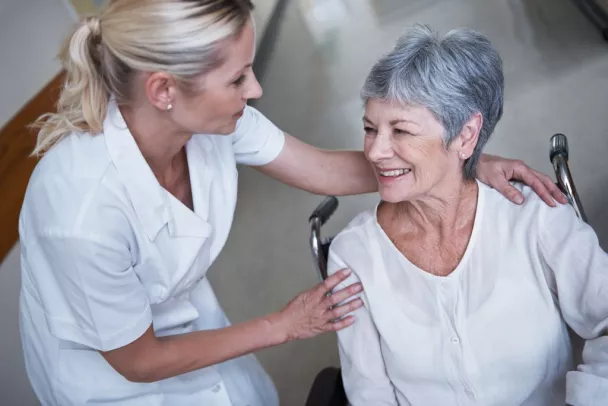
left=32, top=16, right=109, bottom=157
left=31, top=0, right=254, bottom=157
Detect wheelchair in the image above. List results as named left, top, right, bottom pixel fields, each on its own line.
left=304, top=133, right=586, bottom=406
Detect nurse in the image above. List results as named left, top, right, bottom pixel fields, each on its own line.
left=18, top=0, right=566, bottom=405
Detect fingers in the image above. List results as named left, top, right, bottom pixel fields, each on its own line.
left=491, top=175, right=525, bottom=205
left=325, top=282, right=363, bottom=307
left=532, top=169, right=568, bottom=205
left=514, top=165, right=560, bottom=207
left=320, top=268, right=352, bottom=295
left=328, top=297, right=364, bottom=320
left=327, top=315, right=356, bottom=331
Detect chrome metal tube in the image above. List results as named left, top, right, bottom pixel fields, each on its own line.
left=550, top=134, right=588, bottom=223
left=309, top=217, right=327, bottom=281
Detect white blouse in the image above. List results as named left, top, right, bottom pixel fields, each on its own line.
left=328, top=181, right=608, bottom=406
left=19, top=100, right=285, bottom=406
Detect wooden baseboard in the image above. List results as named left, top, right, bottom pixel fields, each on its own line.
left=0, top=73, right=65, bottom=264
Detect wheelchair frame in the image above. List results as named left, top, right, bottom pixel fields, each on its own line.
left=304, top=133, right=586, bottom=406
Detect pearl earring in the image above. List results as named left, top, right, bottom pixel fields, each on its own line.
left=166, top=104, right=173, bottom=111
left=460, top=152, right=467, bottom=159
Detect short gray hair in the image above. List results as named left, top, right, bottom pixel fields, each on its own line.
left=361, top=24, right=504, bottom=178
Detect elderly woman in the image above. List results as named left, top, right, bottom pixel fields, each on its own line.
left=328, top=24, right=608, bottom=406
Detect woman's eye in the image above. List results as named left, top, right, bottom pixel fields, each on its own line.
left=394, top=128, right=408, bottom=135
left=233, top=75, right=246, bottom=86
left=364, top=127, right=377, bottom=135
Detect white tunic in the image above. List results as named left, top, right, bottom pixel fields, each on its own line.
left=18, top=100, right=285, bottom=406
left=328, top=181, right=608, bottom=406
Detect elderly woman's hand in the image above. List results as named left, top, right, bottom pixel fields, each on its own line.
left=477, top=154, right=567, bottom=207
left=275, top=269, right=363, bottom=342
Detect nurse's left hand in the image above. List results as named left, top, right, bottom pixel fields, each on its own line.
left=276, top=268, right=364, bottom=342
left=477, top=153, right=567, bottom=207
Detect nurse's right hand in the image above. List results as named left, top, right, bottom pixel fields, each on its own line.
left=275, top=268, right=364, bottom=341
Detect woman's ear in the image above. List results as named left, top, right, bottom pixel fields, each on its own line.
left=454, top=112, right=483, bottom=159
left=144, top=72, right=178, bottom=112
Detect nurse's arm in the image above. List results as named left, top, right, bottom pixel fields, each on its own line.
left=100, top=270, right=362, bottom=383
left=256, top=133, right=566, bottom=205
left=101, top=318, right=281, bottom=382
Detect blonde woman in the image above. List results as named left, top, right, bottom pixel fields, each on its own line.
left=19, top=1, right=565, bottom=405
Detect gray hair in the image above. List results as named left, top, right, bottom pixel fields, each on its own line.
left=361, top=24, right=504, bottom=178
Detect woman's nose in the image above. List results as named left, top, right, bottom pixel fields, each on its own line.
left=244, top=73, right=263, bottom=100
left=367, top=134, right=394, bottom=162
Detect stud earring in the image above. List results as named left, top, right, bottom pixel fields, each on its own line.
left=459, top=152, right=467, bottom=159
left=166, top=104, right=173, bottom=111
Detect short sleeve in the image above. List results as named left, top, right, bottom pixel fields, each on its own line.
left=25, top=231, right=152, bottom=352
left=231, top=105, right=285, bottom=166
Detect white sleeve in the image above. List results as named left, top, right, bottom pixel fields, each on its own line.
left=28, top=230, right=152, bottom=351
left=538, top=202, right=608, bottom=406
left=231, top=105, right=285, bottom=166
left=328, top=245, right=399, bottom=406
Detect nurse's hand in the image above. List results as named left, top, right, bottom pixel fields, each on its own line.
left=477, top=153, right=567, bottom=207
left=276, top=268, right=363, bottom=341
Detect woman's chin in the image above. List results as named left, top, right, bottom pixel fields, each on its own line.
left=377, top=178, right=415, bottom=203
left=378, top=189, right=412, bottom=204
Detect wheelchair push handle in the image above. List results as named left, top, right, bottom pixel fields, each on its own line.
left=549, top=133, right=588, bottom=223
left=309, top=196, right=339, bottom=226
left=550, top=133, right=569, bottom=161
left=309, top=196, right=339, bottom=281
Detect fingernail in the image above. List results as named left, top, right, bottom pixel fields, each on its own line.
left=342, top=269, right=352, bottom=276
left=354, top=284, right=363, bottom=292
left=515, top=195, right=523, bottom=204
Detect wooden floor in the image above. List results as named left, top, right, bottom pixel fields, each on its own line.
left=0, top=73, right=64, bottom=264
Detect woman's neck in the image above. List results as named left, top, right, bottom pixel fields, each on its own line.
left=393, top=178, right=479, bottom=238
left=120, top=104, right=192, bottom=182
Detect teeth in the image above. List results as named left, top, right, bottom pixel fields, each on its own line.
left=379, top=169, right=410, bottom=177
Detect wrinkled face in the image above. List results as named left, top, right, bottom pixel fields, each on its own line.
left=363, top=99, right=466, bottom=203
left=172, top=17, right=262, bottom=135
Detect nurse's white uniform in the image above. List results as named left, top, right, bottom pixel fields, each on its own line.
left=18, top=100, right=284, bottom=405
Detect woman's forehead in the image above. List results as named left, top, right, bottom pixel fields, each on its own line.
left=365, top=100, right=429, bottom=123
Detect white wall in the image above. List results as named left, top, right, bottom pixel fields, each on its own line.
left=0, top=1, right=278, bottom=404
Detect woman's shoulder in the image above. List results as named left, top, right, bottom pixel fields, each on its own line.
left=22, top=131, right=130, bottom=237
left=329, top=207, right=378, bottom=256
left=478, top=180, right=578, bottom=233
left=32, top=130, right=113, bottom=182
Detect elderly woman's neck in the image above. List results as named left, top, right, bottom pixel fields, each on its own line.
left=397, top=179, right=478, bottom=234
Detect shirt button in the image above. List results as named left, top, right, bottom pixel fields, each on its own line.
left=451, top=337, right=459, bottom=343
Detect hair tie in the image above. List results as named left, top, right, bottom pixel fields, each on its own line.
left=85, top=16, right=102, bottom=42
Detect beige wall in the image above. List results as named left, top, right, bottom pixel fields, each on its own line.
left=67, top=0, right=107, bottom=15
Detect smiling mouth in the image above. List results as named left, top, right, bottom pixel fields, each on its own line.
left=378, top=169, right=411, bottom=177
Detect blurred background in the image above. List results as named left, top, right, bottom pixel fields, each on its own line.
left=1, top=0, right=607, bottom=404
